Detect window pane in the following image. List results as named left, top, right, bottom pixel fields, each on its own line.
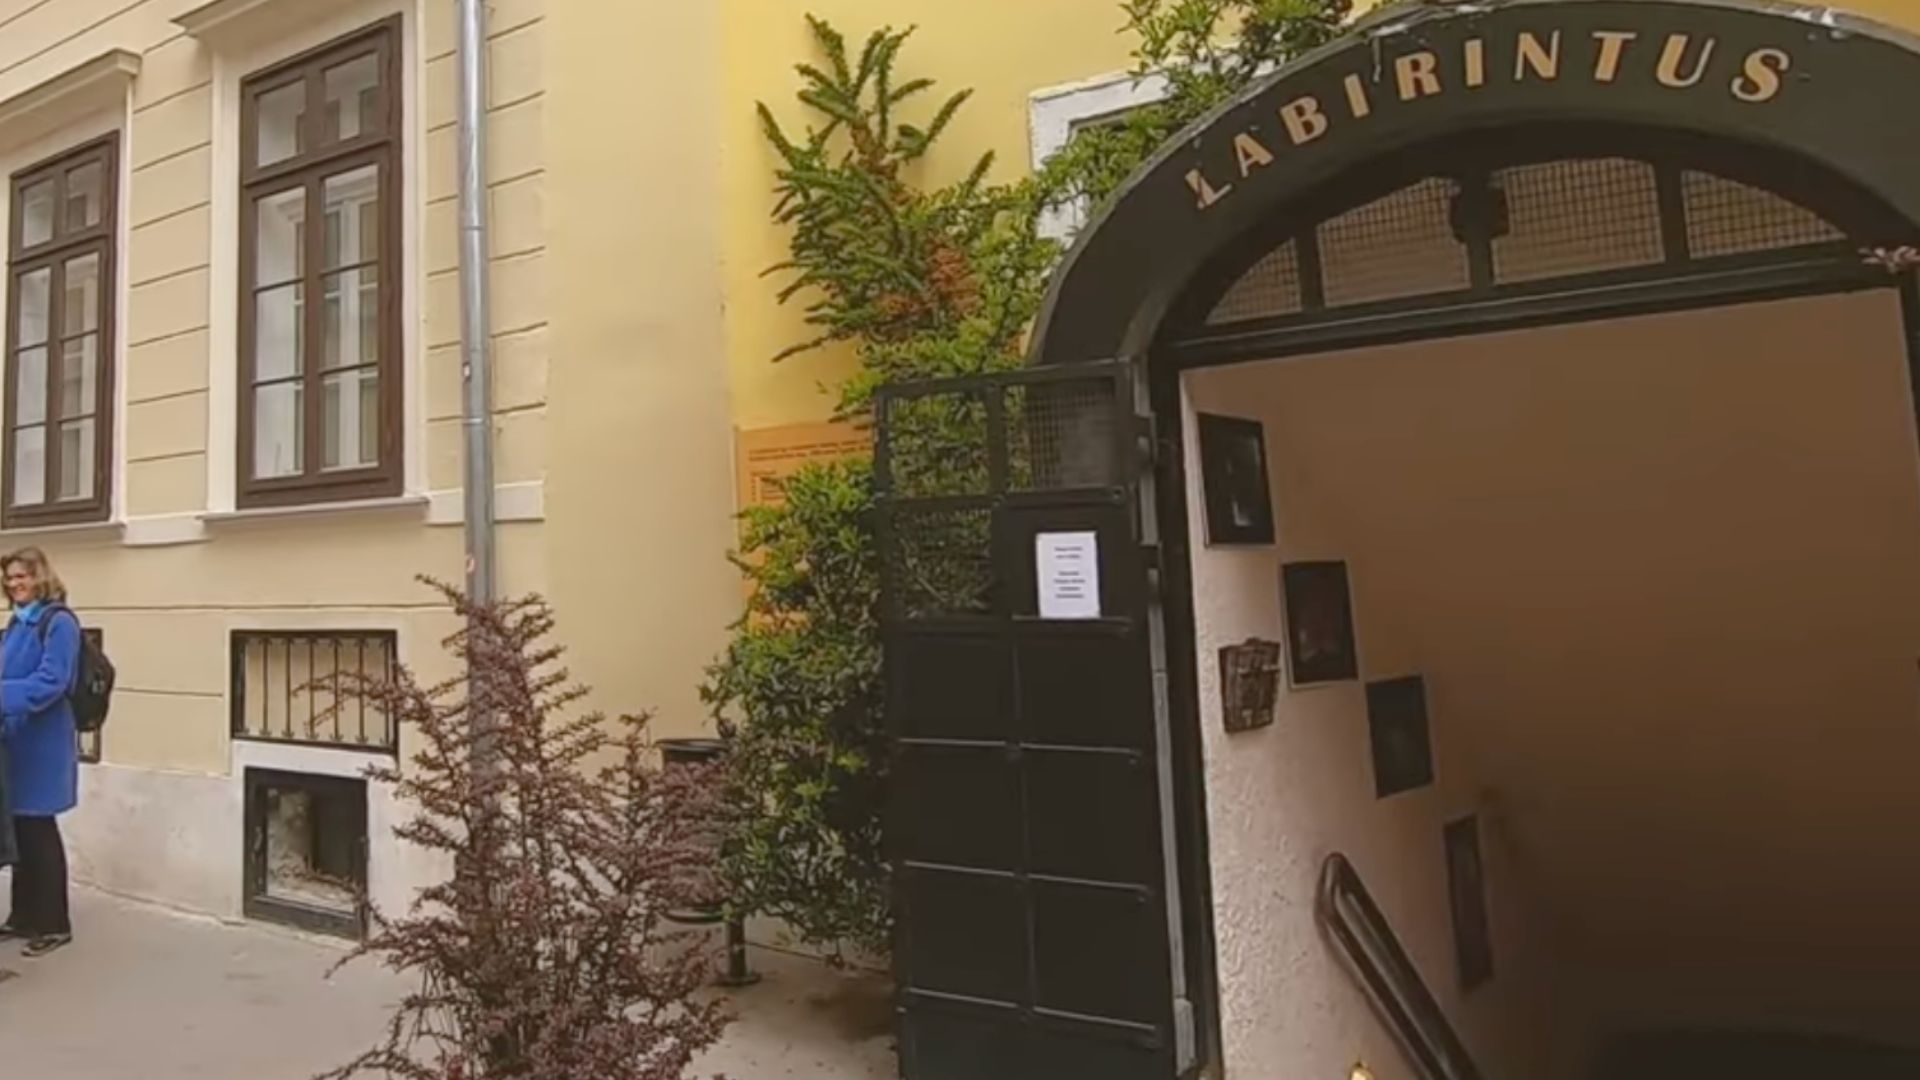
left=18, top=179, right=54, bottom=247
left=16, top=268, right=50, bottom=346
left=57, top=418, right=93, bottom=501
left=15, top=346, right=46, bottom=426
left=254, top=283, right=304, bottom=382
left=256, top=81, right=306, bottom=168
left=62, top=253, right=100, bottom=336
left=60, top=335, right=97, bottom=419
left=322, top=367, right=379, bottom=471
left=323, top=166, right=379, bottom=269
left=255, top=188, right=306, bottom=287
left=253, top=382, right=304, bottom=480
left=323, top=266, right=379, bottom=370
left=12, top=426, right=44, bottom=506
left=65, top=161, right=104, bottom=232
left=322, top=54, right=381, bottom=144
left=263, top=785, right=360, bottom=913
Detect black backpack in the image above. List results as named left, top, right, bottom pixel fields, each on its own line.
left=35, top=605, right=115, bottom=733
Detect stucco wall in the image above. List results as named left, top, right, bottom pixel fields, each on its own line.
left=1183, top=374, right=1575, bottom=1080
left=718, top=0, right=1133, bottom=432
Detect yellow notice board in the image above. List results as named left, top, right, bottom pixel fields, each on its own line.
left=733, top=421, right=871, bottom=512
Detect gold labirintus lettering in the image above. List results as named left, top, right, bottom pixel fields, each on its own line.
left=1396, top=51, right=1442, bottom=100
left=1657, top=33, right=1717, bottom=88
left=1186, top=168, right=1234, bottom=210
left=1234, top=132, right=1275, bottom=177
left=1593, top=31, right=1638, bottom=82
left=1280, top=96, right=1330, bottom=144
left=1343, top=73, right=1373, bottom=118
left=1733, top=47, right=1790, bottom=103
left=1515, top=31, right=1562, bottom=81
left=1464, top=39, right=1488, bottom=88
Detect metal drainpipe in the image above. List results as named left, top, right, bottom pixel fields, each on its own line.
left=457, top=0, right=496, bottom=614
left=457, top=0, right=498, bottom=788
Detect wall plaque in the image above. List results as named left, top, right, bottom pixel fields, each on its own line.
left=1219, top=638, right=1282, bottom=733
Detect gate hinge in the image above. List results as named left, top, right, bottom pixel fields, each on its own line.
left=1133, top=413, right=1158, bottom=472
left=1174, top=996, right=1197, bottom=1072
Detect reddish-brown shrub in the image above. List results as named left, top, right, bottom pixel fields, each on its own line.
left=319, top=584, right=730, bottom=1080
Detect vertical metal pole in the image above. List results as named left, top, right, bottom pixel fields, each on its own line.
left=458, top=0, right=497, bottom=616
left=457, top=0, right=498, bottom=794
left=718, top=915, right=760, bottom=987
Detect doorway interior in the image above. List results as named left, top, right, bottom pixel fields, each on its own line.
left=1148, top=139, right=1920, bottom=1078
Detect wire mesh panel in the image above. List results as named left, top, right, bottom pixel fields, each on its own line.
left=1206, top=241, right=1305, bottom=324
left=1682, top=170, right=1845, bottom=258
left=886, top=505, right=997, bottom=619
left=1190, top=154, right=1859, bottom=337
left=1006, top=378, right=1122, bottom=492
left=1318, top=177, right=1472, bottom=307
left=1493, top=159, right=1665, bottom=283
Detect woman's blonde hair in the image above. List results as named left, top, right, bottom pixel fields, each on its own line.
left=4, top=546, right=67, bottom=605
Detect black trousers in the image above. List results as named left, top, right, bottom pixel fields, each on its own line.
left=8, top=815, right=70, bottom=936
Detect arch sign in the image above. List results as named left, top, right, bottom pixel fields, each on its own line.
left=1033, top=0, right=1920, bottom=364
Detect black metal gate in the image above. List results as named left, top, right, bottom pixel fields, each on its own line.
left=876, top=361, right=1186, bottom=1080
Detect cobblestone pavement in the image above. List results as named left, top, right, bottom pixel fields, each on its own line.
left=0, top=886, right=896, bottom=1079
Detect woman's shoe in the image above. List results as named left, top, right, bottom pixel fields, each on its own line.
left=22, top=933, right=71, bottom=958
left=0, top=923, right=26, bottom=941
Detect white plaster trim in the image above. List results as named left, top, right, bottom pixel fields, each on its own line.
left=0, top=50, right=140, bottom=154
left=425, top=480, right=546, bottom=526
left=233, top=739, right=396, bottom=779
left=0, top=520, right=123, bottom=547
left=1029, top=69, right=1169, bottom=241
left=175, top=0, right=353, bottom=51
left=121, top=513, right=212, bottom=547
left=202, top=493, right=429, bottom=527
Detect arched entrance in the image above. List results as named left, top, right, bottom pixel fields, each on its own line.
left=876, top=4, right=1920, bottom=1079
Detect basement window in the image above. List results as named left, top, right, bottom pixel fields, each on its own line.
left=244, top=767, right=367, bottom=937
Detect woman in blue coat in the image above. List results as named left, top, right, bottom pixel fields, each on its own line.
left=0, top=546, right=80, bottom=957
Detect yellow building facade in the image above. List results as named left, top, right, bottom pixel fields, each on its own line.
left=0, top=0, right=1130, bottom=924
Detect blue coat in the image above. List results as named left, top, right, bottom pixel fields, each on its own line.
left=1, top=604, right=80, bottom=817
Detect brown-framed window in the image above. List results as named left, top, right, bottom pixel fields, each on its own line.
left=5, top=137, right=117, bottom=527
left=239, top=20, right=403, bottom=508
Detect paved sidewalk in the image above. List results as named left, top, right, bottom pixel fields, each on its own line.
left=0, top=888, right=896, bottom=1079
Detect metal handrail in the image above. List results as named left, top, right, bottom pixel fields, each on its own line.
left=1318, top=853, right=1485, bottom=1080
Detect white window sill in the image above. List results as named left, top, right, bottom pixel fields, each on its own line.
left=202, top=494, right=431, bottom=528
left=0, top=519, right=126, bottom=547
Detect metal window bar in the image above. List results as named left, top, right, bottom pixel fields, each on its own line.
left=231, top=630, right=398, bottom=751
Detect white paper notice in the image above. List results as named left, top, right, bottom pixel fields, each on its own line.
left=1036, top=531, right=1102, bottom=620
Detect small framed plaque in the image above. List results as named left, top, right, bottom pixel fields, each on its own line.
left=1219, top=638, right=1283, bottom=733
left=1366, top=675, right=1435, bottom=798
left=1281, top=561, right=1359, bottom=685
left=1197, top=413, right=1275, bottom=545
left=1445, top=815, right=1494, bottom=990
